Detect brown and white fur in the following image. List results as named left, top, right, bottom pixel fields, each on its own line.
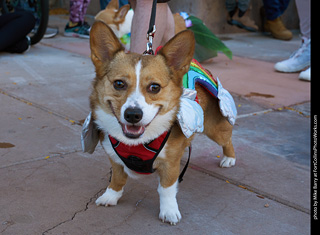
left=89, top=21, right=235, bottom=225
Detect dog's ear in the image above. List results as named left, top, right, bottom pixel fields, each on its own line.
left=90, top=21, right=124, bottom=69
left=106, top=0, right=119, bottom=10
left=114, top=4, right=130, bottom=23
left=158, top=30, right=195, bottom=79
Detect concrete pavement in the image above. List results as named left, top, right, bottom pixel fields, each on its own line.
left=0, top=15, right=311, bottom=234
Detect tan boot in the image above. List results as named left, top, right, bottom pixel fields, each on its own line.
left=264, top=17, right=292, bottom=40
left=233, top=9, right=259, bottom=31
left=227, top=8, right=258, bottom=32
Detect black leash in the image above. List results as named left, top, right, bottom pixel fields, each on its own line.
left=147, top=0, right=157, bottom=36
left=178, top=145, right=191, bottom=183
left=143, top=0, right=157, bottom=55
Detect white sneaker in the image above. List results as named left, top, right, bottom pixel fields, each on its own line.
left=299, top=67, right=311, bottom=81
left=274, top=37, right=310, bottom=73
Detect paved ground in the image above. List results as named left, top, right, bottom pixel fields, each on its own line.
left=0, top=15, right=311, bottom=234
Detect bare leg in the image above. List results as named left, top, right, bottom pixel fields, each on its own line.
left=129, top=0, right=174, bottom=53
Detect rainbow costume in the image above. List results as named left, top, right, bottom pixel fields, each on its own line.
left=183, top=59, right=219, bottom=98
left=177, top=59, right=237, bottom=138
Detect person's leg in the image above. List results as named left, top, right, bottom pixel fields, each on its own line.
left=296, top=0, right=310, bottom=81
left=129, top=0, right=174, bottom=54
left=225, top=0, right=237, bottom=15
left=80, top=0, right=91, bottom=23
left=228, top=0, right=258, bottom=31
left=295, top=0, right=310, bottom=39
left=69, top=0, right=84, bottom=24
left=119, top=0, right=129, bottom=7
left=100, top=0, right=110, bottom=9
left=237, top=0, right=251, bottom=14
left=274, top=0, right=310, bottom=80
left=65, top=0, right=90, bottom=38
left=0, top=11, right=35, bottom=52
left=162, top=5, right=175, bottom=46
left=262, top=0, right=292, bottom=40
left=263, top=0, right=290, bottom=20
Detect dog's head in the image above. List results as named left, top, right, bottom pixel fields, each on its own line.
left=89, top=21, right=195, bottom=145
left=94, top=0, right=132, bottom=39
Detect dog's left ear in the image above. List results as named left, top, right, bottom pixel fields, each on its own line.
left=158, top=30, right=195, bottom=80
left=90, top=21, right=124, bottom=69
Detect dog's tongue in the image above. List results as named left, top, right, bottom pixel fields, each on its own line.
left=123, top=125, right=145, bottom=138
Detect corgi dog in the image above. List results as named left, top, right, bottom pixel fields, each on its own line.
left=87, top=21, right=236, bottom=225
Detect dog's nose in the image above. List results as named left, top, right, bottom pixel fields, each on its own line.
left=124, top=108, right=143, bottom=124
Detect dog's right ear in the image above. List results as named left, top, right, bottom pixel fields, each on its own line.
left=158, top=30, right=195, bottom=82
left=90, top=21, right=124, bottom=69
left=114, top=4, right=130, bottom=23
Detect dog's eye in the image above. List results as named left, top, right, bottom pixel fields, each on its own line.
left=148, top=83, right=161, bottom=94
left=113, top=80, right=127, bottom=90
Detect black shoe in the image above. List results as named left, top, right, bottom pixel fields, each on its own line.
left=5, top=36, right=31, bottom=53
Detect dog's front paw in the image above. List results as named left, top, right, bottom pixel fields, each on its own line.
left=159, top=205, right=182, bottom=225
left=158, top=182, right=181, bottom=225
left=220, top=156, right=236, bottom=168
left=96, top=187, right=123, bottom=206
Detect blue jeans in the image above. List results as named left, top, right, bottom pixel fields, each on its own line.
left=100, top=0, right=129, bottom=9
left=263, top=0, right=291, bottom=20
left=225, top=0, right=251, bottom=13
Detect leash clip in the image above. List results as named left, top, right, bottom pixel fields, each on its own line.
left=144, top=25, right=156, bottom=55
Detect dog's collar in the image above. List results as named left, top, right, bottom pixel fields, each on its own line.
left=108, top=130, right=171, bottom=174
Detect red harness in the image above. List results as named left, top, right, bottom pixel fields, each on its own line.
left=108, top=131, right=171, bottom=174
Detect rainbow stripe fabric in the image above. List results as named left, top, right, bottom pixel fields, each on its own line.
left=183, top=59, right=218, bottom=98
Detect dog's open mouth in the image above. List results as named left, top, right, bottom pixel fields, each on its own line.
left=121, top=124, right=145, bottom=139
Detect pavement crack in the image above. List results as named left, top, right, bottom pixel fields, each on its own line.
left=42, top=188, right=104, bottom=235
left=124, top=190, right=149, bottom=222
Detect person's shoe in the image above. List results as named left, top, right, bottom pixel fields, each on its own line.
left=64, top=22, right=90, bottom=39
left=44, top=27, right=59, bottom=38
left=227, top=8, right=258, bottom=32
left=5, top=36, right=31, bottom=53
left=274, top=37, right=310, bottom=72
left=299, top=67, right=311, bottom=81
left=264, top=17, right=292, bottom=40
left=82, top=21, right=91, bottom=34
left=25, top=36, right=31, bottom=52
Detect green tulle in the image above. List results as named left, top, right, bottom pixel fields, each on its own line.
left=187, top=15, right=233, bottom=62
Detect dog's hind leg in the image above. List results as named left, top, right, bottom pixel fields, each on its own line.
left=96, top=158, right=128, bottom=206
left=220, top=138, right=236, bottom=167
left=204, top=120, right=236, bottom=168
left=197, top=85, right=236, bottom=168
